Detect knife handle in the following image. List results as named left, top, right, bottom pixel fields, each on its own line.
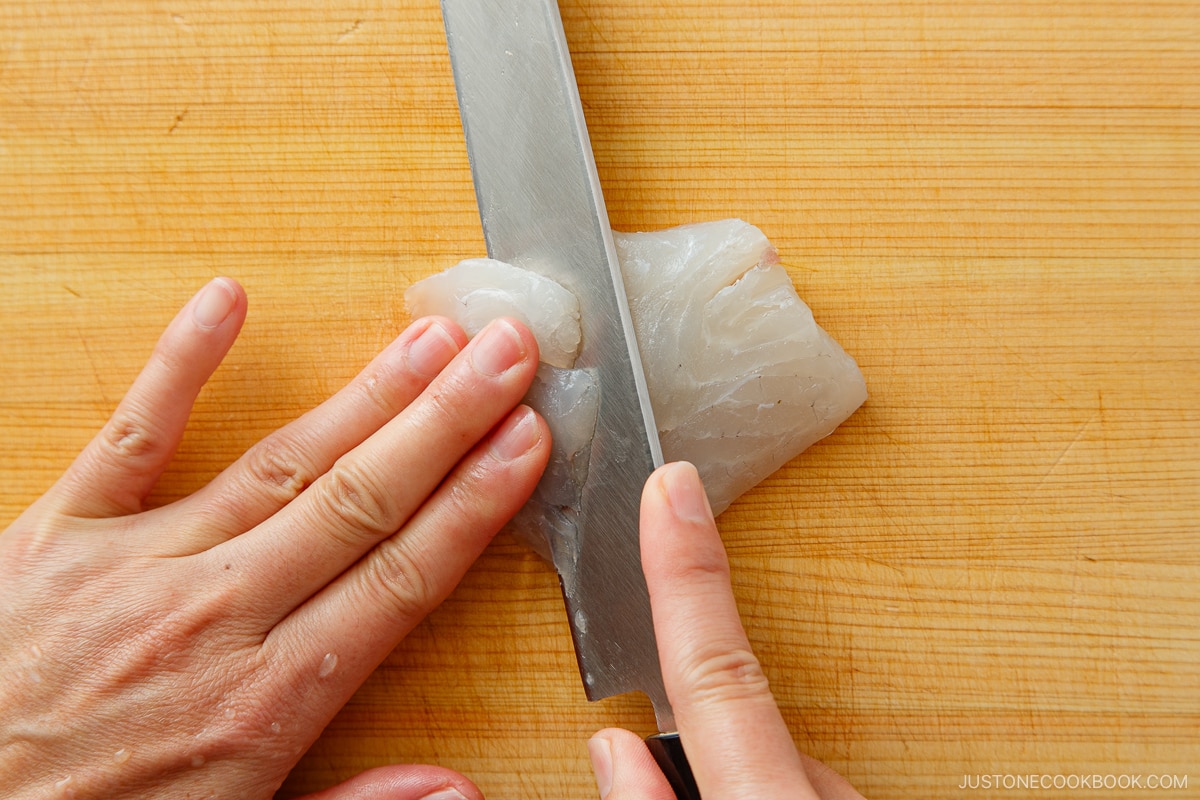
left=646, top=732, right=701, bottom=799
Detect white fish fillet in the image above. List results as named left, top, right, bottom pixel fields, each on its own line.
left=406, top=219, right=866, bottom=559
left=615, top=219, right=867, bottom=513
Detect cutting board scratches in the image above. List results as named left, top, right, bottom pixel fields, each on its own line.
left=338, top=20, right=363, bottom=43
left=1028, top=404, right=1103, bottom=499
left=167, top=108, right=189, bottom=135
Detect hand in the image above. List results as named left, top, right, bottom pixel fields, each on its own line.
left=587, top=462, right=865, bottom=800
left=0, top=278, right=551, bottom=800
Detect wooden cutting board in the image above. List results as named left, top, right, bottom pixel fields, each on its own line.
left=2, top=1, right=1197, bottom=798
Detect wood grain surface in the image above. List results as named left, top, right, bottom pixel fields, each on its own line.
left=2, top=1, right=1198, bottom=798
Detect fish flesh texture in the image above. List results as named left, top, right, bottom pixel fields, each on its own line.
left=614, top=219, right=866, bottom=514
left=403, top=257, right=581, bottom=369
left=405, top=219, right=866, bottom=561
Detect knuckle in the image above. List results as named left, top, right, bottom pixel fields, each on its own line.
left=444, top=464, right=504, bottom=519
left=681, top=646, right=773, bottom=706
left=361, top=541, right=438, bottom=625
left=241, top=438, right=313, bottom=504
left=313, top=460, right=397, bottom=542
left=99, top=410, right=162, bottom=463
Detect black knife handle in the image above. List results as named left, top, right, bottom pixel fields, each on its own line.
left=646, top=732, right=701, bottom=799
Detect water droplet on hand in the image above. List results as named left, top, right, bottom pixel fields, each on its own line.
left=318, top=652, right=338, bottom=679
left=54, top=775, right=76, bottom=798
left=113, top=748, right=131, bottom=765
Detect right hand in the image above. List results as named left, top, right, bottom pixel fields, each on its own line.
left=587, top=462, right=865, bottom=800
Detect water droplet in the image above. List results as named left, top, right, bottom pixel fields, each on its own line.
left=54, top=775, right=76, bottom=798
left=573, top=609, right=588, bottom=634
left=29, top=643, right=43, bottom=661
left=223, top=707, right=236, bottom=719
left=269, top=721, right=281, bottom=735
left=584, top=672, right=596, bottom=686
left=113, top=748, right=131, bottom=765
left=318, top=652, right=338, bottom=678
left=190, top=754, right=206, bottom=768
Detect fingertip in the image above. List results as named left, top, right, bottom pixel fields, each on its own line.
left=641, top=462, right=723, bottom=588
left=406, top=317, right=466, bottom=378
left=488, top=404, right=548, bottom=463
left=295, top=765, right=483, bottom=800
left=588, top=728, right=677, bottom=800
left=495, top=315, right=540, bottom=364
left=413, top=315, right=470, bottom=349
left=659, top=461, right=713, bottom=525
left=191, top=276, right=245, bottom=331
left=468, top=317, right=534, bottom=377
left=586, top=732, right=614, bottom=798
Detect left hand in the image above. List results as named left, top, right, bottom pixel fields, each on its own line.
left=0, top=278, right=551, bottom=799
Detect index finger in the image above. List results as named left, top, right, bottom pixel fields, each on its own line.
left=640, top=461, right=818, bottom=799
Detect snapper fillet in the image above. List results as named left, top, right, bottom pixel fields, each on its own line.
left=405, top=219, right=866, bottom=566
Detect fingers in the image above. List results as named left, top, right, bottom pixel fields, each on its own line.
left=219, top=318, right=541, bottom=615
left=49, top=278, right=246, bottom=518
left=587, top=729, right=675, bottom=800
left=170, top=316, right=468, bottom=552
left=590, top=726, right=865, bottom=800
left=265, top=402, right=550, bottom=686
left=639, top=462, right=819, bottom=799
left=294, top=764, right=483, bottom=800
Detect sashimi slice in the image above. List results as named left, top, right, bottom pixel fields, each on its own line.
left=503, top=364, right=599, bottom=579
left=403, top=258, right=581, bottom=368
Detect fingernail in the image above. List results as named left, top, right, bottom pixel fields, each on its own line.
left=663, top=462, right=713, bottom=525
left=470, top=319, right=526, bottom=376
left=419, top=789, right=468, bottom=800
left=587, top=735, right=614, bottom=799
left=407, top=319, right=460, bottom=378
left=192, top=277, right=238, bottom=329
left=490, top=406, right=540, bottom=462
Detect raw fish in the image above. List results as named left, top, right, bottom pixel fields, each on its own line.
left=503, top=364, right=599, bottom=569
left=614, top=219, right=866, bottom=513
left=403, top=258, right=581, bottom=368
left=405, top=219, right=866, bottom=559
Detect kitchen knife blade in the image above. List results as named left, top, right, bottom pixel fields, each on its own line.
left=439, top=0, right=676, bottom=735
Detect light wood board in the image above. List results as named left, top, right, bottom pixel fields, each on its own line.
left=1, top=1, right=1197, bottom=797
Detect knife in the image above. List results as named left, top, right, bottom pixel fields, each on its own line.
left=439, top=0, right=699, bottom=797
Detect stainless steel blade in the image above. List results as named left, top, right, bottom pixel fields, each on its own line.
left=440, top=0, right=672, bottom=730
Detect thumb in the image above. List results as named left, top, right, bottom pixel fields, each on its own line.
left=295, top=764, right=483, bottom=800
left=587, top=729, right=675, bottom=800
